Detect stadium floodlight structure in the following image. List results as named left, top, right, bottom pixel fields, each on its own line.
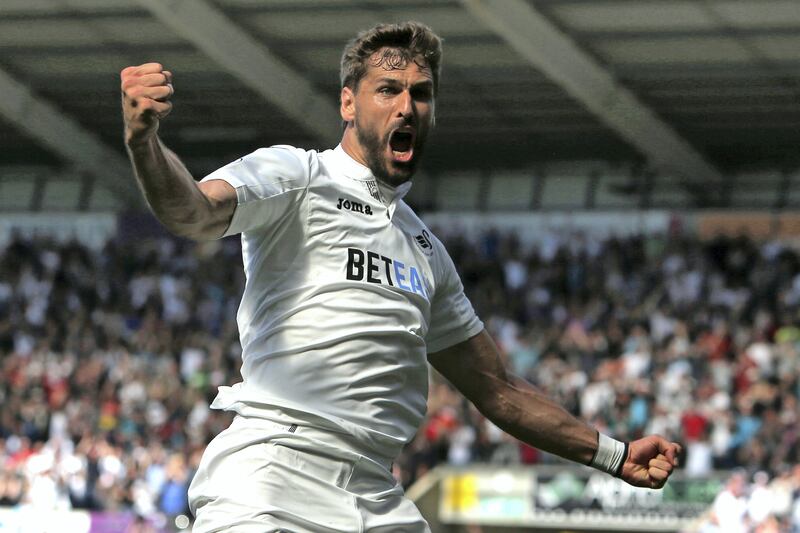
left=0, top=67, right=141, bottom=207
left=462, top=0, right=724, bottom=191
left=135, top=0, right=341, bottom=148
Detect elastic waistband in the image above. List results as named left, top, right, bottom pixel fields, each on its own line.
left=229, top=413, right=395, bottom=472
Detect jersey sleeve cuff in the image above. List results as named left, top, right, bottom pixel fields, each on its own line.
left=426, top=318, right=484, bottom=354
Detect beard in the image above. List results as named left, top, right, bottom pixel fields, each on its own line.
left=354, top=115, right=426, bottom=188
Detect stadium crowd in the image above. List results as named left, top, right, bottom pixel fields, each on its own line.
left=1, top=226, right=800, bottom=531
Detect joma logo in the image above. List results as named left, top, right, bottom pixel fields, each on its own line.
left=337, top=197, right=373, bottom=215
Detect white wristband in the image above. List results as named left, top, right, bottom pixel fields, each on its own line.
left=590, top=433, right=628, bottom=477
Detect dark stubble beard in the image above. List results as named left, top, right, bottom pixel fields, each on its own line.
left=354, top=115, right=425, bottom=188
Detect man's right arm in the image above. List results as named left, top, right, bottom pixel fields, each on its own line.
left=121, top=63, right=236, bottom=241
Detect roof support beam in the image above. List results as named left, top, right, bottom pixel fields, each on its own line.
left=461, top=0, right=724, bottom=186
left=0, top=67, right=140, bottom=205
left=136, top=0, right=340, bottom=147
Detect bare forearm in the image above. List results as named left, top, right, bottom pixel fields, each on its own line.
left=126, top=136, right=212, bottom=237
left=478, top=373, right=597, bottom=465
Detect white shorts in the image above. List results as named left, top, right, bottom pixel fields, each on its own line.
left=188, top=415, right=430, bottom=532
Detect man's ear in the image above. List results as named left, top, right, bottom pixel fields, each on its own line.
left=340, top=86, right=355, bottom=123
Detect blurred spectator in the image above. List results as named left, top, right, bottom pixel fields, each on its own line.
left=748, top=471, right=773, bottom=525
left=158, top=453, right=189, bottom=517
left=709, top=471, right=749, bottom=533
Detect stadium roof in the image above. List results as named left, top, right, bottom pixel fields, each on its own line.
left=1, top=0, right=800, bottom=210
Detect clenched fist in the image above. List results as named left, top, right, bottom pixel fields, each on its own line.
left=121, top=63, right=174, bottom=147
left=621, top=435, right=682, bottom=489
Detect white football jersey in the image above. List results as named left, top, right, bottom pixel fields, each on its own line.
left=201, top=145, right=483, bottom=461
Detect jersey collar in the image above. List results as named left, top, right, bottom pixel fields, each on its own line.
left=332, top=144, right=373, bottom=181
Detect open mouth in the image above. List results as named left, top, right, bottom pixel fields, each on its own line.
left=389, top=130, right=414, bottom=162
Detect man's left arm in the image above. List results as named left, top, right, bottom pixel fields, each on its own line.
left=428, top=329, right=682, bottom=489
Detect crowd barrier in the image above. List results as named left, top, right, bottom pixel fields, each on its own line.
left=409, top=465, right=727, bottom=532
left=0, top=507, right=189, bottom=533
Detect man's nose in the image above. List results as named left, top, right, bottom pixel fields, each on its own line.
left=396, top=90, right=413, bottom=121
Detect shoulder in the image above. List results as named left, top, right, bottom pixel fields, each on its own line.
left=202, top=145, right=322, bottom=199
left=224, top=145, right=317, bottom=188
left=396, top=202, right=433, bottom=240
left=248, top=145, right=313, bottom=173
left=394, top=201, right=426, bottom=228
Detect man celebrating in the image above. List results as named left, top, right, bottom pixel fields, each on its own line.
left=121, top=21, right=681, bottom=532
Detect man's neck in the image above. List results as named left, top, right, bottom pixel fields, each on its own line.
left=340, top=129, right=368, bottom=167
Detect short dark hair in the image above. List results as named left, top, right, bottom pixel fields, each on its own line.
left=340, top=21, right=443, bottom=95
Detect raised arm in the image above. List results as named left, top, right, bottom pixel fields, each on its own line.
left=121, top=63, right=235, bottom=240
left=428, top=329, right=682, bottom=489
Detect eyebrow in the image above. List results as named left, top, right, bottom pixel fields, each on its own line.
left=375, top=77, right=434, bottom=89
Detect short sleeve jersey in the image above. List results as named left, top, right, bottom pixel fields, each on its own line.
left=200, top=144, right=483, bottom=459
